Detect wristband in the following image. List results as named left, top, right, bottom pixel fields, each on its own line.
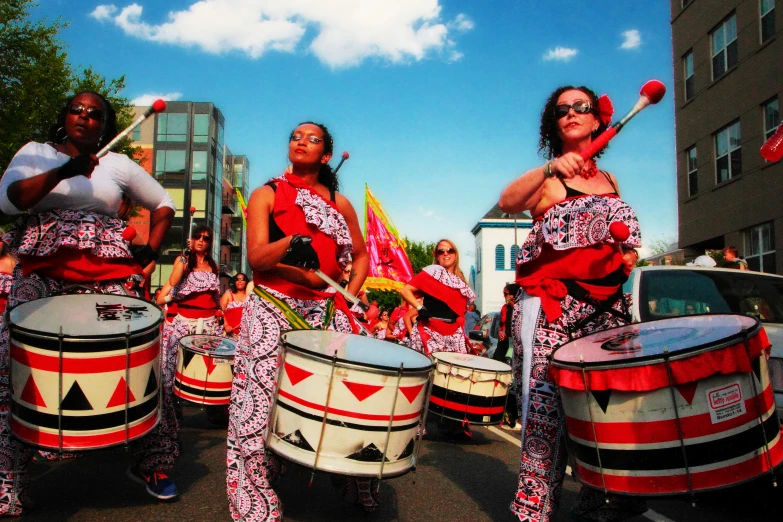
left=164, top=295, right=173, bottom=303
left=543, top=162, right=555, bottom=178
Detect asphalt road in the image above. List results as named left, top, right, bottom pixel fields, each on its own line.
left=17, top=406, right=781, bottom=522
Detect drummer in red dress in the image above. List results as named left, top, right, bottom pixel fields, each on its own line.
left=226, top=122, right=372, bottom=521
left=498, top=86, right=645, bottom=522
left=400, top=240, right=475, bottom=356
left=220, top=273, right=249, bottom=340
left=0, top=91, right=176, bottom=512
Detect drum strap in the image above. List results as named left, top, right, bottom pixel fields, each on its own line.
left=564, top=281, right=630, bottom=334
left=254, top=286, right=335, bottom=330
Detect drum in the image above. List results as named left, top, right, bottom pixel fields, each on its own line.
left=550, top=315, right=783, bottom=496
left=268, top=331, right=433, bottom=478
left=8, top=294, right=162, bottom=451
left=428, top=352, right=512, bottom=426
left=173, top=335, right=236, bottom=405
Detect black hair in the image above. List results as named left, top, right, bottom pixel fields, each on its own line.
left=295, top=121, right=338, bottom=193
left=539, top=85, right=608, bottom=160
left=47, top=91, right=119, bottom=147
left=185, top=224, right=219, bottom=275
left=504, top=282, right=520, bottom=296
left=232, top=272, right=248, bottom=291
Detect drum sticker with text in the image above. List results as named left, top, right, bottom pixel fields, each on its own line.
left=95, top=303, right=150, bottom=321
left=706, top=383, right=745, bottom=424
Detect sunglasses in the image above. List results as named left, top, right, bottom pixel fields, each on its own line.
left=436, top=248, right=456, bottom=256
left=234, top=277, right=247, bottom=282
left=553, top=100, right=593, bottom=119
left=68, top=104, right=105, bottom=122
left=193, top=234, right=212, bottom=242
left=290, top=133, right=323, bottom=144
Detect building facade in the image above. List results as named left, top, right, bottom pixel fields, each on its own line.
left=471, top=204, right=532, bottom=314
left=671, top=0, right=781, bottom=272
left=131, top=101, right=250, bottom=290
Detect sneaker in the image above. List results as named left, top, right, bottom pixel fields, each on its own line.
left=126, top=466, right=179, bottom=500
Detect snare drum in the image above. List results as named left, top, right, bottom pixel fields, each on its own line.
left=174, top=335, right=236, bottom=405
left=550, top=315, right=783, bottom=495
left=428, top=352, right=512, bottom=426
left=268, top=331, right=433, bottom=478
left=8, top=294, right=162, bottom=450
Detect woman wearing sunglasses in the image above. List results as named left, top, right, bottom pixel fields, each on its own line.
left=400, top=239, right=475, bottom=356
left=220, top=272, right=250, bottom=339
left=0, top=91, right=177, bottom=511
left=498, top=86, right=643, bottom=522
left=226, top=122, right=370, bottom=520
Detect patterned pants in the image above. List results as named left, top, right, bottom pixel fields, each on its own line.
left=0, top=266, right=179, bottom=516
left=226, top=288, right=355, bottom=522
left=408, top=324, right=469, bottom=355
left=509, top=292, right=640, bottom=522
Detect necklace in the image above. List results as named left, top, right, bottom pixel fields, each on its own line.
left=581, top=159, right=598, bottom=179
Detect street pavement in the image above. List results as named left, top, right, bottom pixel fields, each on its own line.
left=18, top=406, right=782, bottom=522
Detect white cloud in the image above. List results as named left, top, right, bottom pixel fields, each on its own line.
left=131, top=91, right=183, bottom=106
left=620, top=29, right=641, bottom=50
left=542, top=46, right=578, bottom=62
left=90, top=5, right=117, bottom=21
left=419, top=207, right=435, bottom=217
left=90, top=2, right=473, bottom=68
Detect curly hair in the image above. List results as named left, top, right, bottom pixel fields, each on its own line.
left=185, top=224, right=219, bottom=275
left=538, top=85, right=608, bottom=160
left=47, top=91, right=119, bottom=147
left=294, top=121, right=338, bottom=193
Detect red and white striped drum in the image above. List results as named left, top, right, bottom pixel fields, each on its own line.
left=174, top=335, right=236, bottom=405
left=550, top=315, right=783, bottom=496
left=428, top=352, right=512, bottom=426
left=8, top=294, right=162, bottom=450
left=268, top=331, right=433, bottom=478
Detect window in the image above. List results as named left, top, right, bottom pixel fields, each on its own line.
left=715, top=121, right=741, bottom=183
left=194, top=114, right=209, bottom=143
left=510, top=244, right=520, bottom=268
left=495, top=245, right=505, bottom=270
left=192, top=151, right=208, bottom=182
left=761, top=0, right=776, bottom=44
left=686, top=146, right=698, bottom=196
left=154, top=150, right=186, bottom=181
left=683, top=51, right=694, bottom=101
left=157, top=113, right=188, bottom=142
left=745, top=222, right=776, bottom=273
left=476, top=247, right=481, bottom=273
left=712, top=14, right=738, bottom=79
left=763, top=97, right=780, bottom=140
left=132, top=126, right=141, bottom=142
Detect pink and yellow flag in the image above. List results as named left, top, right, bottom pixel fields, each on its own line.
left=363, top=184, right=414, bottom=291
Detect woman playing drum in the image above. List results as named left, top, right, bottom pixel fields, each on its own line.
left=400, top=240, right=475, bottom=356
left=226, top=122, right=370, bottom=520
left=0, top=91, right=176, bottom=512
left=498, top=85, right=644, bottom=522
left=220, top=272, right=250, bottom=340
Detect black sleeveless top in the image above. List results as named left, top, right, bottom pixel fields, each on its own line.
left=559, top=171, right=618, bottom=197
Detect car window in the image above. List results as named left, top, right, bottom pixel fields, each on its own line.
left=622, top=269, right=636, bottom=294
left=490, top=313, right=500, bottom=338
left=640, top=270, right=783, bottom=323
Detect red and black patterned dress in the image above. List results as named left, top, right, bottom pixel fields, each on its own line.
left=226, top=174, right=362, bottom=522
left=509, top=193, right=643, bottom=522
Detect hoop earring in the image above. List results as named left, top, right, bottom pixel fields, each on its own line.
left=55, top=127, right=68, bottom=143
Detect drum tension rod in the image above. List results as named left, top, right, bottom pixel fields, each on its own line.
left=310, top=352, right=338, bottom=487
left=742, top=329, right=777, bottom=488
left=378, top=363, right=404, bottom=486
left=663, top=347, right=696, bottom=507
left=58, top=326, right=64, bottom=455
left=578, top=355, right=608, bottom=502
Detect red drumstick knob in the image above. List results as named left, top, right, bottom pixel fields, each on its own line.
left=342, top=152, right=349, bottom=159
left=152, top=99, right=167, bottom=113
left=640, top=80, right=666, bottom=104
left=189, top=206, right=196, bottom=214
left=122, top=226, right=138, bottom=241
left=609, top=222, right=630, bottom=242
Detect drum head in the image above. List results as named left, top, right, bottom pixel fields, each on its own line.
left=433, top=351, right=512, bottom=372
left=180, top=335, right=237, bottom=357
left=281, top=330, right=432, bottom=372
left=9, top=294, right=163, bottom=338
left=552, top=314, right=760, bottom=368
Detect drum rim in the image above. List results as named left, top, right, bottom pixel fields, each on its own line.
left=8, top=294, right=164, bottom=340
left=281, top=331, right=434, bottom=374
left=550, top=314, right=761, bottom=370
left=179, top=334, right=237, bottom=356
left=433, top=351, right=513, bottom=373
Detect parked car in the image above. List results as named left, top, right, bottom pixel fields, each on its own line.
left=468, top=311, right=500, bottom=358
left=624, top=265, right=783, bottom=420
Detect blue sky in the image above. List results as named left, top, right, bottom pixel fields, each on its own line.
left=39, top=0, right=678, bottom=271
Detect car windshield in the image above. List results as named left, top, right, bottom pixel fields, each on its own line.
left=640, top=270, right=783, bottom=323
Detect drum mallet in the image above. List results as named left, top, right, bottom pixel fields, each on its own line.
left=580, top=80, right=666, bottom=160
left=96, top=99, right=167, bottom=159
left=332, top=152, right=349, bottom=175
left=314, top=269, right=370, bottom=312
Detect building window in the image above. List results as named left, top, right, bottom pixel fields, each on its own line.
left=154, top=150, right=186, bottom=181
left=712, top=14, right=738, bottom=80
left=683, top=51, right=694, bottom=101
left=715, top=121, right=741, bottom=183
left=495, top=245, right=505, bottom=270
left=763, top=97, right=780, bottom=140
left=157, top=113, right=188, bottom=142
left=510, top=245, right=519, bottom=269
left=686, top=146, right=698, bottom=196
left=192, top=151, right=207, bottom=182
left=132, top=126, right=141, bottom=142
left=744, top=222, right=776, bottom=273
left=476, top=247, right=481, bottom=273
left=194, top=114, right=209, bottom=143
left=760, top=0, right=776, bottom=44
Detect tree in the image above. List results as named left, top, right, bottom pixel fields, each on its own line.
left=647, top=236, right=677, bottom=256
left=404, top=237, right=437, bottom=274
left=365, top=289, right=400, bottom=312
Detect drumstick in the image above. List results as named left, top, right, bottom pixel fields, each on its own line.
left=96, top=99, right=167, bottom=159
left=183, top=206, right=196, bottom=257
left=580, top=80, right=666, bottom=160
left=332, top=152, right=349, bottom=175
left=314, top=269, right=370, bottom=312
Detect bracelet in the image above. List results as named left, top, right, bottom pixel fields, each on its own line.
left=543, top=162, right=555, bottom=178
left=164, top=295, right=173, bottom=303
